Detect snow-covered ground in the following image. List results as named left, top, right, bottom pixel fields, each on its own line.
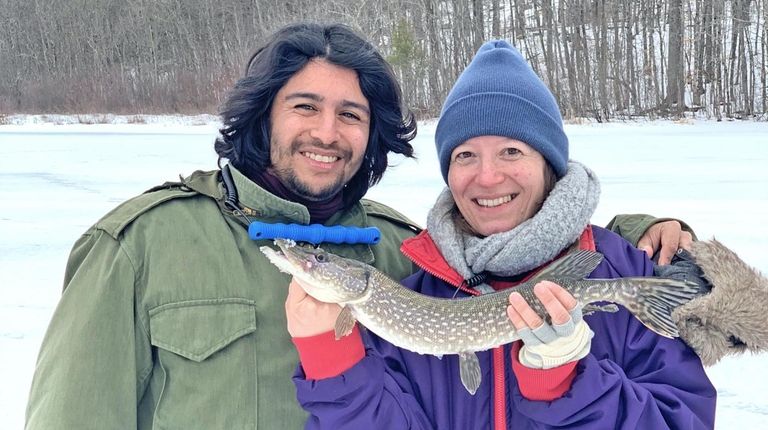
left=1, top=119, right=767, bottom=428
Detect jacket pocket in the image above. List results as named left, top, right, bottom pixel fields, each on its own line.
left=149, top=298, right=257, bottom=361
left=147, top=298, right=258, bottom=429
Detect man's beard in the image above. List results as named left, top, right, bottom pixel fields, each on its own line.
left=274, top=167, right=345, bottom=202
left=269, top=136, right=353, bottom=201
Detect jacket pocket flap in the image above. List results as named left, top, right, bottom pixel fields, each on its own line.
left=149, top=299, right=257, bottom=362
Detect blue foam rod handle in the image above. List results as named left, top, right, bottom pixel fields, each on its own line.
left=248, top=222, right=380, bottom=245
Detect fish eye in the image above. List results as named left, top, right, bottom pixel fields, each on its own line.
left=314, top=253, right=326, bottom=263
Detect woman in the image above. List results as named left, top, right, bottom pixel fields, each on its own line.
left=287, top=40, right=716, bottom=429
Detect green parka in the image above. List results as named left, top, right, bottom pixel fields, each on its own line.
left=25, top=165, right=675, bottom=429
left=25, top=167, right=420, bottom=429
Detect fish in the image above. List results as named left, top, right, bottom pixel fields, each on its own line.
left=261, top=239, right=700, bottom=394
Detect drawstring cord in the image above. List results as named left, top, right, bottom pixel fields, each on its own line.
left=452, top=272, right=489, bottom=298
left=220, top=163, right=252, bottom=225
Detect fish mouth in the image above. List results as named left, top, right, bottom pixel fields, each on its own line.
left=273, top=238, right=298, bottom=256
left=260, top=239, right=352, bottom=305
left=260, top=239, right=304, bottom=275
left=263, top=238, right=325, bottom=275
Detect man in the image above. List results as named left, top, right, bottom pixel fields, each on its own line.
left=25, top=23, right=692, bottom=429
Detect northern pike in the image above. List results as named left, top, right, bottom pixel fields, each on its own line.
left=261, top=239, right=700, bottom=394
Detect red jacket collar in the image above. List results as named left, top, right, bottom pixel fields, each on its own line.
left=400, top=226, right=596, bottom=294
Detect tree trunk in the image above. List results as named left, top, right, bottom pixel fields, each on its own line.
left=666, top=0, right=685, bottom=114
left=491, top=0, right=501, bottom=37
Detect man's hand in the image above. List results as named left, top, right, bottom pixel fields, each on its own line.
left=637, top=220, right=694, bottom=265
left=285, top=278, right=341, bottom=337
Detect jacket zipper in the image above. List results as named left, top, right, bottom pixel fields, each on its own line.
left=400, top=227, right=596, bottom=429
left=401, top=245, right=508, bottom=429
left=400, top=245, right=476, bottom=296
left=493, top=347, right=507, bottom=430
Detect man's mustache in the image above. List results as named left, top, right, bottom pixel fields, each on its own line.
left=290, top=138, right=352, bottom=162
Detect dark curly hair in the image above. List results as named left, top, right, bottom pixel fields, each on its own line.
left=215, top=22, right=417, bottom=208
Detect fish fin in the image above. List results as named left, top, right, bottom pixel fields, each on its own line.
left=531, top=250, right=604, bottom=282
left=334, top=306, right=357, bottom=339
left=458, top=352, right=482, bottom=395
left=622, top=277, right=700, bottom=338
left=582, top=303, right=619, bottom=316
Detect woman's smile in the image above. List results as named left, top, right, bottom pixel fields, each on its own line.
left=448, top=136, right=547, bottom=236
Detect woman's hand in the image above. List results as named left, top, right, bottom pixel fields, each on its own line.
left=507, top=281, right=593, bottom=369
left=285, top=278, right=342, bottom=337
left=507, top=281, right=576, bottom=328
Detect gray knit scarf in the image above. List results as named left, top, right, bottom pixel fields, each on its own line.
left=426, top=161, right=600, bottom=292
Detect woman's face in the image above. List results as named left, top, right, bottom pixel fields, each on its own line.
left=448, top=136, right=548, bottom=237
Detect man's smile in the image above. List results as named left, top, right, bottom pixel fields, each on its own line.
left=301, top=151, right=341, bottom=164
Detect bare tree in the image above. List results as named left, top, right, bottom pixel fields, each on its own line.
left=665, top=0, right=685, bottom=114
left=0, top=0, right=766, bottom=120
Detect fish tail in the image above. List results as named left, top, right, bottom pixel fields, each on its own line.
left=618, top=277, right=700, bottom=338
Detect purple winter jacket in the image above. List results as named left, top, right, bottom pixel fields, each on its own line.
left=293, top=226, right=716, bottom=429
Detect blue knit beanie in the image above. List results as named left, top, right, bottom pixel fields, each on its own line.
left=435, top=40, right=568, bottom=183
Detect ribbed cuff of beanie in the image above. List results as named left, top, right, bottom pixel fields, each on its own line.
left=292, top=326, right=365, bottom=380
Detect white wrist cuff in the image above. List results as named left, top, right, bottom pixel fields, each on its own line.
left=519, top=320, right=593, bottom=369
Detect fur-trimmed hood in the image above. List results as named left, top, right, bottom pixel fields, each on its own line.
left=668, top=239, right=768, bottom=366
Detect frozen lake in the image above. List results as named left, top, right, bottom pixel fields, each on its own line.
left=1, top=120, right=767, bottom=428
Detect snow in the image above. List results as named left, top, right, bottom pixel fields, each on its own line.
left=1, top=118, right=767, bottom=428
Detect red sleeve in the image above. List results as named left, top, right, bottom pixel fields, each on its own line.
left=511, top=341, right=578, bottom=401
left=292, top=326, right=365, bottom=380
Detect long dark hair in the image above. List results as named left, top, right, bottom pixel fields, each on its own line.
left=215, top=22, right=417, bottom=207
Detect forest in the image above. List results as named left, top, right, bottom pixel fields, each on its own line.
left=1, top=0, right=766, bottom=121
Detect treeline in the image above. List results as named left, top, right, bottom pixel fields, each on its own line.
left=1, top=0, right=766, bottom=120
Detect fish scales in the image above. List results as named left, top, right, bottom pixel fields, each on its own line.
left=261, top=239, right=701, bottom=394
left=354, top=272, right=674, bottom=356
left=355, top=270, right=516, bottom=355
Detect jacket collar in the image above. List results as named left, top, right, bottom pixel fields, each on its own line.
left=230, top=165, right=311, bottom=224
left=229, top=166, right=375, bottom=264
left=400, top=226, right=596, bottom=292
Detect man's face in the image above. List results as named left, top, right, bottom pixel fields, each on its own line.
left=268, top=59, right=370, bottom=201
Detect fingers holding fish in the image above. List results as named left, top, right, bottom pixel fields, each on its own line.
left=507, top=291, right=544, bottom=331
left=510, top=282, right=594, bottom=369
left=507, top=281, right=576, bottom=329
left=535, top=281, right=577, bottom=325
left=285, top=278, right=342, bottom=337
